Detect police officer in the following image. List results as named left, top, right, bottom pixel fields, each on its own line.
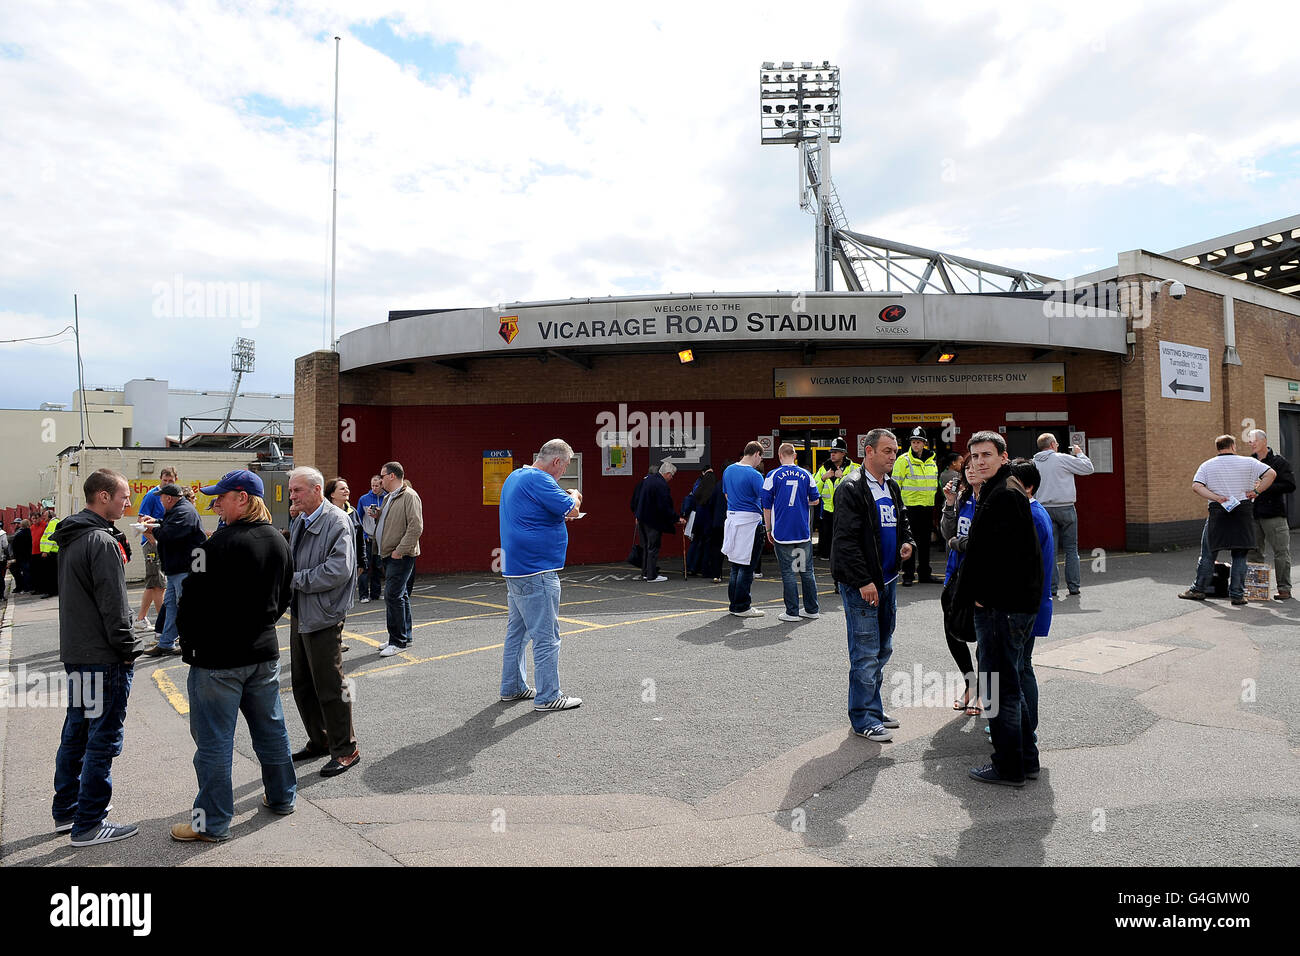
left=893, top=426, right=939, bottom=585
left=814, top=437, right=860, bottom=559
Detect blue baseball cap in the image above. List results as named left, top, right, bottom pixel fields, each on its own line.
left=199, top=469, right=265, bottom=499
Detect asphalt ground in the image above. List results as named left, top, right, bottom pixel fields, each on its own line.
left=1, top=536, right=1298, bottom=867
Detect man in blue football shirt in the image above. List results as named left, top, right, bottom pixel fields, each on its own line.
left=498, top=439, right=583, bottom=712
left=721, top=442, right=767, bottom=617
left=761, top=443, right=822, bottom=622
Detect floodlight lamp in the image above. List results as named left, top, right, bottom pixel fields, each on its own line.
left=801, top=61, right=813, bottom=68
left=781, top=61, right=794, bottom=68
left=678, top=349, right=695, bottom=364
left=787, top=73, right=795, bottom=81
left=762, top=60, right=775, bottom=69
left=763, top=105, right=772, bottom=113
left=815, top=73, right=823, bottom=80
left=938, top=350, right=957, bottom=364
left=775, top=104, right=785, bottom=112
left=822, top=60, right=830, bottom=67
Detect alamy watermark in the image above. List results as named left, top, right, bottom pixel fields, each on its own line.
left=152, top=273, right=260, bottom=328
left=1, top=667, right=105, bottom=717
left=594, top=403, right=704, bottom=449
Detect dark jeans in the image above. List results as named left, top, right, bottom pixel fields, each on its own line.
left=902, top=505, right=934, bottom=580
left=727, top=523, right=767, bottom=612
left=817, top=508, right=834, bottom=559
left=52, top=662, right=134, bottom=834
left=974, top=606, right=1038, bottom=780
left=383, top=555, right=416, bottom=647
left=360, top=540, right=384, bottom=599
left=290, top=617, right=356, bottom=758
left=639, top=524, right=663, bottom=579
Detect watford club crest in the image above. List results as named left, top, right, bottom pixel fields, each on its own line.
left=498, top=315, right=519, bottom=344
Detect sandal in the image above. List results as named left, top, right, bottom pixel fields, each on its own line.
left=964, top=703, right=983, bottom=716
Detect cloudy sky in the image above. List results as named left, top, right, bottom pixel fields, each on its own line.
left=2, top=0, right=1299, bottom=409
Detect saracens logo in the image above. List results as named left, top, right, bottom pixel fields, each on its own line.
left=499, top=315, right=520, bottom=344
left=878, top=305, right=906, bottom=323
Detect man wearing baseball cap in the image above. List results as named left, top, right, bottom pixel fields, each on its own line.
left=141, top=481, right=206, bottom=655
left=171, top=469, right=297, bottom=842
left=893, top=427, right=940, bottom=586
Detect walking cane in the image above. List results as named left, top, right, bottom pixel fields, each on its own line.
left=682, top=529, right=689, bottom=580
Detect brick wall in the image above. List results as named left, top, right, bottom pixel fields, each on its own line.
left=294, top=351, right=340, bottom=479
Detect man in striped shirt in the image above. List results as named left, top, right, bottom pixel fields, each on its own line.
left=1179, top=434, right=1276, bottom=606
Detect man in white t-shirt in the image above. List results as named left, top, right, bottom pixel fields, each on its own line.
left=1179, top=434, right=1275, bottom=606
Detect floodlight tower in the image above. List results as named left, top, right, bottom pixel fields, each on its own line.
left=218, top=337, right=256, bottom=433
left=760, top=60, right=842, bottom=291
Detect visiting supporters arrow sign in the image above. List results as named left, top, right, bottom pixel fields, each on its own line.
left=1158, top=341, right=1211, bottom=402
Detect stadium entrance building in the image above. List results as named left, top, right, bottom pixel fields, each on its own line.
left=297, top=221, right=1300, bottom=574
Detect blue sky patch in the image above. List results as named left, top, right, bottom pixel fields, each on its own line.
left=351, top=18, right=463, bottom=82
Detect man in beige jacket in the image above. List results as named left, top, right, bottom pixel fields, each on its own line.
left=375, top=461, right=424, bottom=657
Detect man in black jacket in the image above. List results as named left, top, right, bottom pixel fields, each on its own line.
left=50, top=468, right=143, bottom=846
left=634, top=461, right=684, bottom=583
left=11, top=520, right=32, bottom=593
left=170, top=469, right=296, bottom=842
left=953, top=431, right=1043, bottom=787
left=1247, top=429, right=1294, bottom=600
left=141, top=483, right=205, bottom=657
left=831, top=427, right=914, bottom=743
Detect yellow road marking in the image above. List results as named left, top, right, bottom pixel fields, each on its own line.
left=412, top=594, right=508, bottom=611
left=152, top=668, right=189, bottom=716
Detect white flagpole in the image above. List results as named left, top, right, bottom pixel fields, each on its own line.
left=329, top=35, right=340, bottom=350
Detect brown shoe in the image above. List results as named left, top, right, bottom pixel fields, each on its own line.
left=1274, top=591, right=1292, bottom=601
left=1177, top=589, right=1207, bottom=601
left=170, top=822, right=226, bottom=842
left=320, top=751, right=361, bottom=777
left=1231, top=596, right=1248, bottom=606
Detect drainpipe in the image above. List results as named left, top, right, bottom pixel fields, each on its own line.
left=1223, top=296, right=1242, bottom=366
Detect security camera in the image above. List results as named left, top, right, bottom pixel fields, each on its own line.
left=1169, top=280, right=1186, bottom=300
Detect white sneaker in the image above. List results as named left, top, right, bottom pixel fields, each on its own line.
left=731, top=608, right=765, bottom=618
left=799, top=610, right=821, bottom=619
left=647, top=575, right=668, bottom=583
left=535, top=694, right=582, bottom=711
left=378, top=644, right=398, bottom=657
left=777, top=612, right=801, bottom=622
left=753, top=572, right=763, bottom=578
left=360, top=596, right=370, bottom=604
left=132, top=618, right=152, bottom=632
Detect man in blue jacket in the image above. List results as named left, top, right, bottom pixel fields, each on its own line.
left=498, top=439, right=583, bottom=712
left=141, top=483, right=206, bottom=657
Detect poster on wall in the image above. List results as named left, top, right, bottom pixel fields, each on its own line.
left=599, top=432, right=632, bottom=476
left=482, top=450, right=513, bottom=505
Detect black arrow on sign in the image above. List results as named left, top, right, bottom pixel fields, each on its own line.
left=1168, top=378, right=1205, bottom=394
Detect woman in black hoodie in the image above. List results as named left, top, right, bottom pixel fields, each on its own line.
left=171, top=471, right=296, bottom=842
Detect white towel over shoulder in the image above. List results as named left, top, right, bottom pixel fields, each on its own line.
left=721, top=510, right=762, bottom=564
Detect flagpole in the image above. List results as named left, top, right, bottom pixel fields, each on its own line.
left=329, top=35, right=340, bottom=350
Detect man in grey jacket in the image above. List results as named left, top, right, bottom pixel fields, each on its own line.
left=1032, top=433, right=1095, bottom=597
left=287, top=466, right=360, bottom=777
left=50, top=468, right=143, bottom=846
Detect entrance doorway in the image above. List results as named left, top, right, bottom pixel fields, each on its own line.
left=777, top=428, right=841, bottom=473
left=1004, top=426, right=1068, bottom=461
left=1279, top=405, right=1300, bottom=529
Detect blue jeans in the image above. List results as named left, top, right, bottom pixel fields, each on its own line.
left=1191, top=519, right=1248, bottom=599
left=727, top=523, right=766, bottom=612
left=501, top=572, right=563, bottom=705
left=160, top=570, right=188, bottom=649
left=383, top=555, right=416, bottom=647
left=839, top=579, right=896, bottom=732
left=1045, top=505, right=1080, bottom=593
left=52, top=663, right=133, bottom=835
left=188, top=660, right=296, bottom=839
left=775, top=541, right=819, bottom=616
left=974, top=606, right=1038, bottom=780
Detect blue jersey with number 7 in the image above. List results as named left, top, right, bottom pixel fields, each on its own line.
left=760, top=464, right=820, bottom=544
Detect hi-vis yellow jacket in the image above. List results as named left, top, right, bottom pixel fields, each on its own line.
left=814, top=460, right=859, bottom=513
left=39, top=517, right=60, bottom=553
left=892, top=451, right=939, bottom=507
